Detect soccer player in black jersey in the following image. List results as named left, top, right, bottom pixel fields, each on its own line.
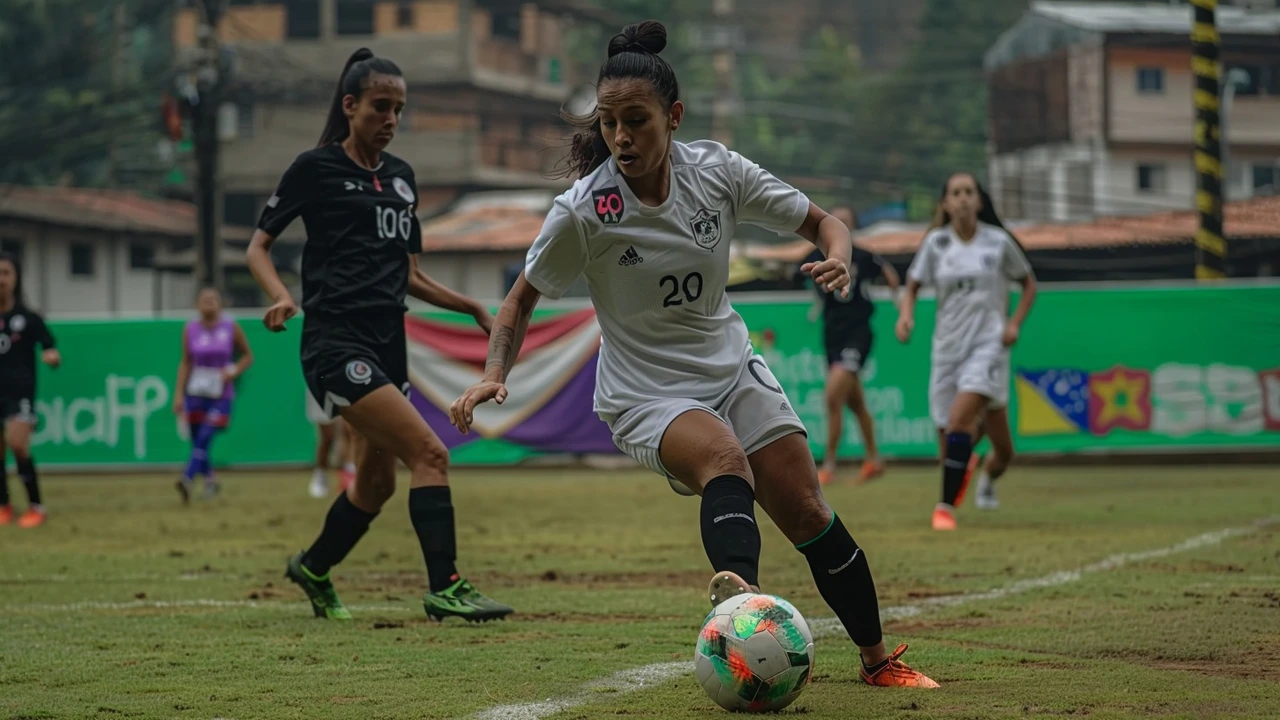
left=245, top=49, right=512, bottom=622
left=804, top=206, right=899, bottom=487
left=0, top=251, right=60, bottom=528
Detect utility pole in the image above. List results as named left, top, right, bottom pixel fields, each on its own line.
left=190, top=0, right=227, bottom=293
left=1191, top=0, right=1225, bottom=280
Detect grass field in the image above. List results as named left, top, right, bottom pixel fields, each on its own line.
left=2, top=464, right=1279, bottom=720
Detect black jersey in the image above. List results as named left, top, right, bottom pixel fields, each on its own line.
left=803, top=246, right=885, bottom=340
left=258, top=143, right=423, bottom=323
left=0, top=305, right=55, bottom=395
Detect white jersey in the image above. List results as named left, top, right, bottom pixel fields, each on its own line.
left=907, top=223, right=1032, bottom=362
left=524, top=140, right=810, bottom=416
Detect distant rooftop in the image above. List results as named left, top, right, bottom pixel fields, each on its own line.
left=1033, top=1, right=1280, bottom=35
left=987, top=2, right=1280, bottom=70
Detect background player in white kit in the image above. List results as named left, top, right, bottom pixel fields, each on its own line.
left=896, top=172, right=1037, bottom=530
left=451, top=20, right=937, bottom=689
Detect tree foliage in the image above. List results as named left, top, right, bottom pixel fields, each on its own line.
left=0, top=0, right=172, bottom=189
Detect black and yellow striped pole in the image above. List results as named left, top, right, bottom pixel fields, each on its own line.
left=1192, top=0, right=1226, bottom=280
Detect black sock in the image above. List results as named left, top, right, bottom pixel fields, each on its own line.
left=700, top=475, right=761, bottom=588
left=0, top=463, right=9, bottom=506
left=409, top=486, right=460, bottom=593
left=797, top=513, right=883, bottom=648
left=941, top=432, right=973, bottom=507
left=17, top=457, right=40, bottom=507
left=302, top=492, right=377, bottom=578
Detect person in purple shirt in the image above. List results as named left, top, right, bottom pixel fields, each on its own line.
left=172, top=288, right=253, bottom=503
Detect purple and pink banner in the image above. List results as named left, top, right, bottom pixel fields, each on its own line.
left=406, top=309, right=620, bottom=456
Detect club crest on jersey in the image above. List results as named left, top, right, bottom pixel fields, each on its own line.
left=689, top=208, right=721, bottom=250
left=936, top=233, right=951, bottom=250
left=981, top=253, right=996, bottom=269
left=346, top=360, right=373, bottom=385
left=392, top=177, right=415, bottom=203
left=9, top=314, right=25, bottom=332
left=592, top=187, right=624, bottom=225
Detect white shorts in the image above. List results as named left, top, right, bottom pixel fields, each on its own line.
left=306, top=390, right=339, bottom=426
left=601, top=354, right=807, bottom=495
left=929, top=344, right=1010, bottom=428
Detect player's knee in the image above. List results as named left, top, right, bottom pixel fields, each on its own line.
left=703, top=433, right=751, bottom=484
left=824, top=385, right=844, bottom=413
left=405, top=434, right=450, bottom=476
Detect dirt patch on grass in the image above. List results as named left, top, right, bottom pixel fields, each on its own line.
left=1187, top=560, right=1247, bottom=574
left=1146, top=657, right=1280, bottom=681
left=339, top=568, right=712, bottom=594
left=884, top=615, right=998, bottom=636
left=515, top=610, right=688, bottom=625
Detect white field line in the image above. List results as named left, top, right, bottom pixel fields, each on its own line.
left=471, top=516, right=1277, bottom=720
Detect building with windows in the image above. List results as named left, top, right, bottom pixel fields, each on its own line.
left=171, top=0, right=608, bottom=239
left=984, top=1, right=1280, bottom=222
left=0, top=186, right=255, bottom=314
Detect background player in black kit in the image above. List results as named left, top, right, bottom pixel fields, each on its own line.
left=0, top=251, right=61, bottom=528
left=802, top=206, right=899, bottom=487
left=245, top=49, right=512, bottom=622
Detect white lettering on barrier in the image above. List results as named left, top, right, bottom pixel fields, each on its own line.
left=33, top=375, right=170, bottom=459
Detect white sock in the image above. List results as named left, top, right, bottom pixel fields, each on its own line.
left=343, top=462, right=356, bottom=474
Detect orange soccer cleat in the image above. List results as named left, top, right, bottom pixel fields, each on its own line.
left=17, top=507, right=46, bottom=529
left=931, top=504, right=956, bottom=531
left=855, top=459, right=886, bottom=485
left=861, top=644, right=940, bottom=688
left=0, top=505, right=13, bottom=525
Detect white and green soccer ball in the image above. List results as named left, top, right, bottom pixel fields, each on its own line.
left=694, top=593, right=816, bottom=712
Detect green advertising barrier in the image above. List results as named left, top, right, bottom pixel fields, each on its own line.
left=26, top=282, right=1280, bottom=470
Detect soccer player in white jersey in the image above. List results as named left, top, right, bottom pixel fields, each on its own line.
left=450, top=20, right=938, bottom=689
left=896, top=172, right=1037, bottom=531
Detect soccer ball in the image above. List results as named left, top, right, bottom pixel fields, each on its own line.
left=694, top=593, right=815, bottom=712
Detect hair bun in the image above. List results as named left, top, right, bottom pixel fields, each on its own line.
left=607, top=20, right=667, bottom=58
left=348, top=47, right=374, bottom=63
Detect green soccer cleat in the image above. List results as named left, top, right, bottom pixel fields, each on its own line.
left=285, top=552, right=353, bottom=620
left=423, top=578, right=514, bottom=623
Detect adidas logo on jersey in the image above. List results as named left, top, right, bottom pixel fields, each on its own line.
left=617, top=246, right=644, bottom=266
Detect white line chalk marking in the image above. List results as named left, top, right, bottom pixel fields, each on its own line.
left=473, top=516, right=1277, bottom=720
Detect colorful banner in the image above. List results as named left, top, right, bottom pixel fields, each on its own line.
left=22, top=282, right=1280, bottom=469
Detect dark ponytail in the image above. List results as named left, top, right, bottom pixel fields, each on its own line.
left=317, top=48, right=404, bottom=147
left=556, top=20, right=679, bottom=179
left=0, top=250, right=26, bottom=309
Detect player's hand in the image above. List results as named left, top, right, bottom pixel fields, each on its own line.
left=895, top=315, right=914, bottom=343
left=221, top=368, right=238, bottom=383
left=263, top=296, right=299, bottom=332
left=41, top=348, right=61, bottom=368
left=472, top=306, right=495, bottom=336
left=172, top=393, right=185, bottom=415
left=449, top=381, right=508, bottom=434
left=801, top=257, right=851, bottom=299
left=1002, top=323, right=1020, bottom=347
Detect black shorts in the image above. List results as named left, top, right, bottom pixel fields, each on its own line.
left=301, top=313, right=409, bottom=422
left=0, top=393, right=36, bottom=424
left=825, top=324, right=874, bottom=373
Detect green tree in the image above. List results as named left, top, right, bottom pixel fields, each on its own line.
left=0, top=0, right=172, bottom=189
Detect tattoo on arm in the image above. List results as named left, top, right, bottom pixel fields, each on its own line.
left=486, top=326, right=516, bottom=377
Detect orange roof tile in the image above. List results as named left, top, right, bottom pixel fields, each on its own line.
left=0, top=184, right=253, bottom=238
left=747, top=195, right=1280, bottom=263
